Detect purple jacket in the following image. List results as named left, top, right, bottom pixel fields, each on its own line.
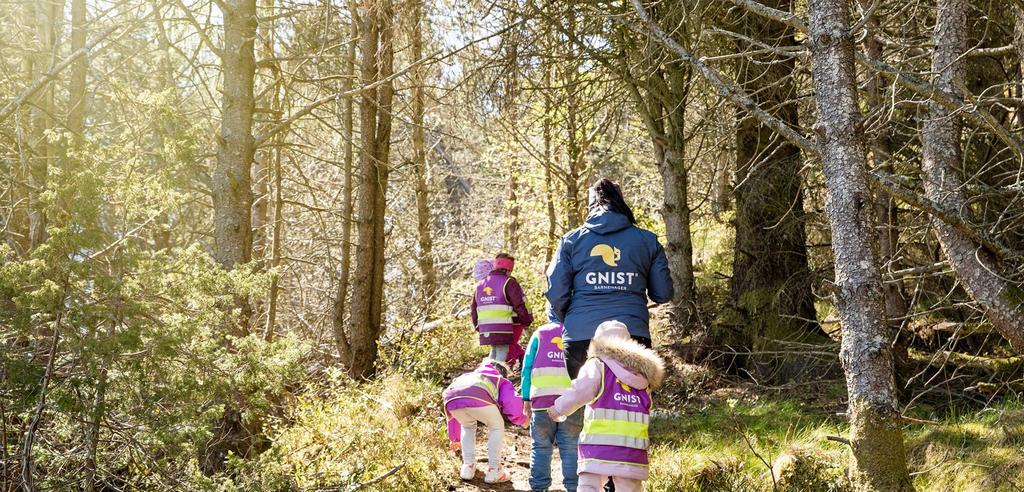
left=549, top=337, right=665, bottom=480
left=444, top=361, right=528, bottom=442
left=471, top=269, right=533, bottom=329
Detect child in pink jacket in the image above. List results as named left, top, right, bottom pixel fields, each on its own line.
left=444, top=359, right=528, bottom=484
left=547, top=321, right=665, bottom=492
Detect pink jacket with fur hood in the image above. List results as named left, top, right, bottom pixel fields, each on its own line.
left=549, top=322, right=665, bottom=480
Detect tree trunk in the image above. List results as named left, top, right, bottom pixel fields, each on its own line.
left=251, top=0, right=276, bottom=264
left=28, top=0, right=62, bottom=250
left=411, top=0, right=436, bottom=297
left=620, top=6, right=700, bottom=335
left=9, top=1, right=36, bottom=255
left=332, top=3, right=357, bottom=359
left=346, top=0, right=394, bottom=379
left=921, top=0, right=1024, bottom=351
left=213, top=0, right=257, bottom=272
left=806, top=0, right=912, bottom=489
left=563, top=9, right=583, bottom=230
left=264, top=112, right=284, bottom=342
left=67, top=0, right=87, bottom=141
left=83, top=317, right=114, bottom=492
left=1015, top=6, right=1024, bottom=131
left=203, top=0, right=257, bottom=473
left=657, top=66, right=699, bottom=331
left=726, top=0, right=819, bottom=381
left=543, top=65, right=558, bottom=263
left=507, top=170, right=520, bottom=253
left=858, top=0, right=909, bottom=371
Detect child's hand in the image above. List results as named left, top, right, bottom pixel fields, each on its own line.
left=449, top=441, right=461, bottom=452
left=547, top=407, right=562, bottom=421
left=523, top=401, right=531, bottom=415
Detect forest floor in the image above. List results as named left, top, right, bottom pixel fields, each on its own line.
left=451, top=424, right=569, bottom=492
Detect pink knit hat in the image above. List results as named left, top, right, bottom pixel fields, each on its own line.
left=473, top=259, right=493, bottom=280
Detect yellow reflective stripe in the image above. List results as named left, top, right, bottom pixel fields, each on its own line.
left=452, top=372, right=499, bottom=400
left=582, top=419, right=649, bottom=439
left=475, top=376, right=498, bottom=400
left=531, top=375, right=572, bottom=388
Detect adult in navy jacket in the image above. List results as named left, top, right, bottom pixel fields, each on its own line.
left=545, top=178, right=674, bottom=378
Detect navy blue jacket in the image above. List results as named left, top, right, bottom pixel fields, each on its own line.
left=544, top=208, right=674, bottom=341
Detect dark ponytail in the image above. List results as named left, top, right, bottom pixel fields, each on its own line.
left=589, top=178, right=636, bottom=224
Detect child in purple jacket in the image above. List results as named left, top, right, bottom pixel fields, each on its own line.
left=471, top=253, right=534, bottom=365
left=547, top=321, right=665, bottom=492
left=444, top=359, right=528, bottom=484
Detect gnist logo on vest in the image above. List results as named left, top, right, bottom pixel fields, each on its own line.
left=586, top=244, right=637, bottom=290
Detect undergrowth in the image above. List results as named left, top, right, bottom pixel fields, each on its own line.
left=226, top=370, right=457, bottom=491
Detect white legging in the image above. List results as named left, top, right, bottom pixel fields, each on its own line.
left=488, top=344, right=510, bottom=362
left=451, top=405, right=505, bottom=469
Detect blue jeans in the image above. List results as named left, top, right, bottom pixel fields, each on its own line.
left=529, top=408, right=582, bottom=491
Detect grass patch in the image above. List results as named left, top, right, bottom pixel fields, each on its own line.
left=647, top=390, right=1024, bottom=491
left=648, top=397, right=848, bottom=491
left=904, top=400, right=1024, bottom=491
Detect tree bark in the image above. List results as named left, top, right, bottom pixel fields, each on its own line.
left=264, top=110, right=284, bottom=342
left=411, top=0, right=436, bottom=297
left=806, top=0, right=912, bottom=489
left=726, top=0, right=819, bottom=380
left=28, top=0, right=62, bottom=250
left=921, top=0, right=1024, bottom=351
left=213, top=0, right=257, bottom=272
left=858, top=0, right=909, bottom=371
left=67, top=0, right=87, bottom=141
left=657, top=66, right=699, bottom=331
left=507, top=170, right=520, bottom=253
left=251, top=0, right=277, bottom=264
left=10, top=1, right=37, bottom=255
left=563, top=8, right=583, bottom=230
left=346, top=0, right=395, bottom=379
left=332, top=2, right=357, bottom=359
left=543, top=65, right=558, bottom=263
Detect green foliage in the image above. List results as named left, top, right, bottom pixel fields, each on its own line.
left=229, top=371, right=455, bottom=491
left=380, top=310, right=486, bottom=381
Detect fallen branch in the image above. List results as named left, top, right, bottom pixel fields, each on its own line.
left=345, top=463, right=404, bottom=492
left=909, top=348, right=1024, bottom=374
left=826, top=435, right=851, bottom=446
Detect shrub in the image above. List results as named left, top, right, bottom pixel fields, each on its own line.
left=232, top=371, right=456, bottom=491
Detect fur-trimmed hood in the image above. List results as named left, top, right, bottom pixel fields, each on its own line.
left=588, top=336, right=666, bottom=390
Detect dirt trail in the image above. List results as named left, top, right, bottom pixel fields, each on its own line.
left=452, top=421, right=570, bottom=492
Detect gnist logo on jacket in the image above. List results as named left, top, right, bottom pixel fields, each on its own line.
left=589, top=244, right=621, bottom=266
